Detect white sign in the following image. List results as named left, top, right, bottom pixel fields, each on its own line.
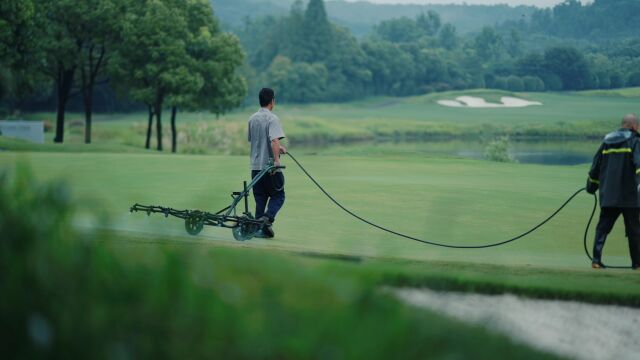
left=0, top=121, right=45, bottom=144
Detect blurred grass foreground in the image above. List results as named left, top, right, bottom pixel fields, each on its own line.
left=0, top=164, right=555, bottom=358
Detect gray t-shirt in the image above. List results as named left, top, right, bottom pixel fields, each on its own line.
left=248, top=108, right=285, bottom=170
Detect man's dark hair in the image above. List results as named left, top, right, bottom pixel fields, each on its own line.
left=259, top=88, right=275, bottom=107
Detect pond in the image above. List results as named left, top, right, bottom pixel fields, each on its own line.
left=295, top=138, right=602, bottom=166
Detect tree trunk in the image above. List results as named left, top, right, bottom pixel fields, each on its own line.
left=81, top=45, right=105, bottom=144
left=83, top=84, right=93, bottom=144
left=171, top=106, right=177, bottom=153
left=155, top=102, right=163, bottom=151
left=145, top=106, right=154, bottom=149
left=54, top=66, right=75, bottom=143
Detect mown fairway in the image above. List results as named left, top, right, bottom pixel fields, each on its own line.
left=2, top=151, right=639, bottom=305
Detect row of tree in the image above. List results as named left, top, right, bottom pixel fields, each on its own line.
left=0, top=0, right=246, bottom=151
left=233, top=0, right=640, bottom=103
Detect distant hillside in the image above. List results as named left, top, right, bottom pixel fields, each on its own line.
left=212, top=0, right=538, bottom=35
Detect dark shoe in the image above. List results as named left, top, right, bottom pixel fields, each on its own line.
left=255, top=216, right=275, bottom=238
left=261, top=225, right=274, bottom=238
left=592, top=262, right=605, bottom=269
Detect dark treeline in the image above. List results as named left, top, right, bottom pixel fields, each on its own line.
left=234, top=0, right=640, bottom=103
left=0, top=0, right=246, bottom=151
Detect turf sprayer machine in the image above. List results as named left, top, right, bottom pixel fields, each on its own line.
left=130, top=162, right=285, bottom=241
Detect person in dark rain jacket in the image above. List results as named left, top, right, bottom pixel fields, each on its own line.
left=587, top=113, right=640, bottom=269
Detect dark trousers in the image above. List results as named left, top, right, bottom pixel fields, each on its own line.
left=251, top=170, right=285, bottom=223
left=593, top=207, right=640, bottom=267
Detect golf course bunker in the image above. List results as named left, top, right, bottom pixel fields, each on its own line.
left=392, top=288, right=640, bottom=360
left=437, top=96, right=542, bottom=108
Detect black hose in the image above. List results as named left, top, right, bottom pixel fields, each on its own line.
left=287, top=152, right=631, bottom=267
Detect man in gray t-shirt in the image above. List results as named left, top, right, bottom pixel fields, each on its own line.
left=247, top=88, right=287, bottom=238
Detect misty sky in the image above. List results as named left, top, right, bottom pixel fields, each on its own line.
left=343, top=0, right=590, bottom=8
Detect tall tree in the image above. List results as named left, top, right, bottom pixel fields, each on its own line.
left=416, top=10, right=441, bottom=36
left=0, top=0, right=45, bottom=115
left=301, top=0, right=333, bottom=62
left=168, top=0, right=245, bottom=153
left=77, top=0, right=127, bottom=144
left=36, top=0, right=88, bottom=143
left=110, top=0, right=196, bottom=151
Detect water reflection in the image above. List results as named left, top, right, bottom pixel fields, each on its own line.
left=296, top=139, right=602, bottom=166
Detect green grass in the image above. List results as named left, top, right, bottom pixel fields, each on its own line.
left=5, top=89, right=640, bottom=356
left=1, top=151, right=639, bottom=306
left=4, top=89, right=639, bottom=155
left=576, top=87, right=640, bottom=98
left=3, top=167, right=561, bottom=358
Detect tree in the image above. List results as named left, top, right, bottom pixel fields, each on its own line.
left=111, top=0, right=245, bottom=153
left=77, top=0, right=127, bottom=144
left=110, top=0, right=197, bottom=151
left=474, top=27, right=503, bottom=62
left=543, top=46, right=590, bottom=90
left=0, top=0, right=45, bottom=115
left=361, top=40, right=414, bottom=96
left=178, top=1, right=246, bottom=152
left=516, top=52, right=545, bottom=77
left=506, top=75, right=524, bottom=92
left=374, top=17, right=421, bottom=44
left=301, top=0, right=333, bottom=62
left=416, top=11, right=441, bottom=37
left=35, top=0, right=89, bottom=143
left=506, top=29, right=522, bottom=58
left=438, top=23, right=458, bottom=50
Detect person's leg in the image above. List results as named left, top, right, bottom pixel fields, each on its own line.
left=264, top=172, right=285, bottom=223
left=593, top=207, right=621, bottom=266
left=621, top=208, right=640, bottom=268
left=251, top=170, right=268, bottom=219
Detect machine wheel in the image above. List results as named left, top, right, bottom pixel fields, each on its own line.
left=232, top=218, right=260, bottom=241
left=185, top=213, right=204, bottom=236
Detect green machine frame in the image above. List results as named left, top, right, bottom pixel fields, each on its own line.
left=130, top=164, right=285, bottom=241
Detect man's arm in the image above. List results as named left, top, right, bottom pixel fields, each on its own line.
left=268, top=116, right=286, bottom=165
left=632, top=139, right=640, bottom=181
left=271, top=138, right=286, bottom=165
left=586, top=143, right=603, bottom=194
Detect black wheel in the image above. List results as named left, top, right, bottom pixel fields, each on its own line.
left=232, top=218, right=260, bottom=241
left=185, top=213, right=204, bottom=236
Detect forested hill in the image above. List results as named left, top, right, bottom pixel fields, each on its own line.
left=509, top=0, right=640, bottom=41
left=212, top=0, right=537, bottom=35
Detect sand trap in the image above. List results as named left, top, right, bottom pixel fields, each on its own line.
left=392, top=288, right=640, bottom=360
left=437, top=96, right=542, bottom=108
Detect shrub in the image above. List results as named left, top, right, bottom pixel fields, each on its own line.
left=493, top=77, right=507, bottom=90
left=610, top=72, right=625, bottom=88
left=506, top=76, right=524, bottom=92
left=523, top=76, right=545, bottom=92
left=627, top=72, right=640, bottom=87
left=484, top=137, right=516, bottom=163
left=542, top=74, right=563, bottom=91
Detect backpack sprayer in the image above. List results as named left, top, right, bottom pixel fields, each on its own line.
left=130, top=152, right=631, bottom=268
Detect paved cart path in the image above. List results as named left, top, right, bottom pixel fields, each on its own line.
left=393, top=288, right=640, bottom=360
